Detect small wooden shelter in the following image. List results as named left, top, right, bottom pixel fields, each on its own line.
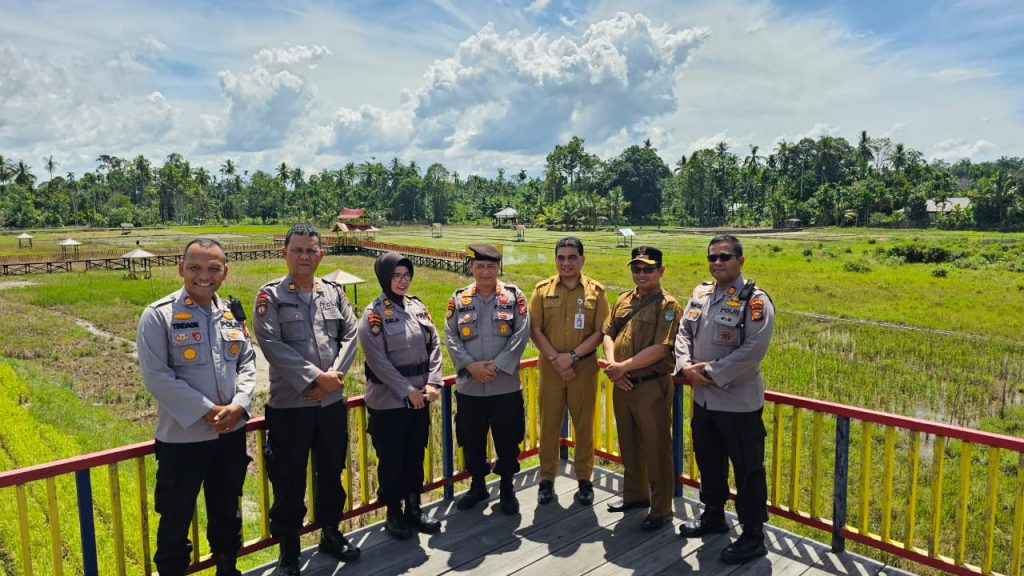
left=120, top=223, right=134, bottom=235
left=16, top=232, right=33, bottom=248
left=493, top=207, right=519, bottom=227
left=615, top=228, right=635, bottom=248
left=58, top=238, right=82, bottom=259
left=431, top=223, right=443, bottom=238
left=514, top=224, right=526, bottom=242
left=333, top=208, right=379, bottom=242
left=323, top=269, right=367, bottom=307
left=122, top=247, right=155, bottom=279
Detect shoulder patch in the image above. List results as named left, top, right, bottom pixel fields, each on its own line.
left=446, top=297, right=456, bottom=319
left=749, top=298, right=765, bottom=322
left=255, top=291, right=270, bottom=317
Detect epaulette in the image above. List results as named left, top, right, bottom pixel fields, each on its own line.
left=152, top=296, right=175, bottom=309
left=585, top=276, right=605, bottom=291
left=534, top=277, right=556, bottom=289
left=261, top=277, right=284, bottom=289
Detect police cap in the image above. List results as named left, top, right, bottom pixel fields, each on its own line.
left=627, top=245, right=662, bottom=267
left=467, top=243, right=502, bottom=262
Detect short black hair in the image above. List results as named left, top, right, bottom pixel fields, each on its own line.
left=709, top=234, right=743, bottom=257
left=555, top=236, right=584, bottom=255
left=285, top=223, right=322, bottom=248
left=182, top=237, right=225, bottom=261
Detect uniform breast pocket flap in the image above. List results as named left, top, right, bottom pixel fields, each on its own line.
left=171, top=337, right=208, bottom=367
left=456, top=310, right=477, bottom=341
left=712, top=326, right=741, bottom=346
left=542, top=297, right=561, bottom=309
left=280, top=316, right=306, bottom=341
left=383, top=319, right=410, bottom=350
left=221, top=329, right=246, bottom=361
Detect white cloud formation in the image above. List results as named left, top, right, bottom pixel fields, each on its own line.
left=526, top=0, right=552, bottom=14
left=318, top=13, right=710, bottom=156
left=929, top=138, right=995, bottom=161
left=254, top=44, right=331, bottom=68
left=921, top=67, right=999, bottom=82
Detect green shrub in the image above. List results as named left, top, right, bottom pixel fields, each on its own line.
left=844, top=260, right=873, bottom=273
left=932, top=267, right=948, bottom=278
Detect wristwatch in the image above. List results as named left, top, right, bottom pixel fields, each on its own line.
left=569, top=350, right=580, bottom=363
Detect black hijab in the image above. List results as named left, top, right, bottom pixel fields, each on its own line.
left=374, top=251, right=414, bottom=307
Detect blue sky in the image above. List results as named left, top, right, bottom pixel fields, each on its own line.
left=1, top=0, right=1022, bottom=178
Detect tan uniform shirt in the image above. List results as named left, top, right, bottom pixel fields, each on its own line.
left=674, top=274, right=775, bottom=412
left=603, top=288, right=681, bottom=377
left=253, top=275, right=358, bottom=409
left=528, top=273, right=609, bottom=356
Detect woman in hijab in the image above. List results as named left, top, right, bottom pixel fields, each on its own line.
left=357, top=252, right=443, bottom=539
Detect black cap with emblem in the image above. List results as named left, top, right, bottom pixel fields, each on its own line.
left=628, top=246, right=662, bottom=267
left=467, top=244, right=502, bottom=262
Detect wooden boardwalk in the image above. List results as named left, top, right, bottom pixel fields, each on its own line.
left=246, top=465, right=912, bottom=576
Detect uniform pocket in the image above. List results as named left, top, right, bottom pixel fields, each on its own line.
left=221, top=328, right=246, bottom=361
left=712, top=326, right=741, bottom=346
left=383, top=320, right=410, bottom=350
left=280, top=317, right=306, bottom=341
left=170, top=337, right=208, bottom=367
left=456, top=310, right=477, bottom=341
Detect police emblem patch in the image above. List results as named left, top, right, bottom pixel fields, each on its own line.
left=664, top=308, right=675, bottom=321
left=686, top=308, right=701, bottom=320
left=383, top=309, right=394, bottom=316
left=516, top=295, right=527, bottom=315
left=183, top=296, right=194, bottom=306
left=192, top=332, right=202, bottom=342
left=446, top=299, right=455, bottom=319
left=498, top=323, right=509, bottom=335
left=175, top=333, right=190, bottom=342
left=461, top=326, right=471, bottom=337
left=255, top=292, right=270, bottom=317
left=461, top=297, right=473, bottom=306
left=367, top=311, right=383, bottom=335
left=182, top=347, right=197, bottom=360
left=749, top=298, right=765, bottom=322
left=229, top=342, right=240, bottom=356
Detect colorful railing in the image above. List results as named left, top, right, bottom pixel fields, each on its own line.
left=1, top=358, right=1022, bottom=575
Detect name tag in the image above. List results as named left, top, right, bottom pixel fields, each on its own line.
left=574, top=312, right=585, bottom=330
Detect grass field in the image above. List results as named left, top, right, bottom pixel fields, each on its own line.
left=1, top=224, right=1022, bottom=574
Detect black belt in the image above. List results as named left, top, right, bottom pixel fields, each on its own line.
left=629, top=372, right=666, bottom=384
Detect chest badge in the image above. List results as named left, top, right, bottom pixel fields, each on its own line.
left=182, top=347, right=197, bottom=360
left=229, top=342, right=240, bottom=356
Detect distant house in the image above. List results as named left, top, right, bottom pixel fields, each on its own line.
left=333, top=207, right=379, bottom=241
left=925, top=198, right=971, bottom=214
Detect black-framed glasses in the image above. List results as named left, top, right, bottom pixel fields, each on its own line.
left=630, top=265, right=657, bottom=274
left=707, top=253, right=735, bottom=263
left=392, top=272, right=412, bottom=282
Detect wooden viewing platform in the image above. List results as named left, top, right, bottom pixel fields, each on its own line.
left=246, top=465, right=908, bottom=576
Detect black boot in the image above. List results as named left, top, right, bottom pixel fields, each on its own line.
left=499, top=476, right=519, bottom=515
left=456, top=477, right=489, bottom=510
left=385, top=503, right=414, bottom=540
left=405, top=493, right=442, bottom=533
left=214, top=552, right=241, bottom=576
left=276, top=533, right=301, bottom=576
left=678, top=505, right=730, bottom=538
left=319, top=528, right=361, bottom=562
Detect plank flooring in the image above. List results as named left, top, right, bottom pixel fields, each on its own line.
left=246, top=464, right=915, bottom=576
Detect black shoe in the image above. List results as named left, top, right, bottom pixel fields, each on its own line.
left=720, top=530, right=767, bottom=564
left=607, top=499, right=650, bottom=512
left=456, top=485, right=489, bottom=510
left=276, top=533, right=300, bottom=576
left=405, top=495, right=442, bottom=534
left=500, top=491, right=520, bottom=515
left=385, top=510, right=414, bottom=540
left=214, top=552, right=242, bottom=576
left=640, top=513, right=672, bottom=531
left=537, top=480, right=554, bottom=504
left=678, top=513, right=729, bottom=538
left=574, top=480, right=594, bottom=506
left=319, top=529, right=361, bottom=562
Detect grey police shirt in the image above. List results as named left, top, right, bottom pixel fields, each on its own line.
left=137, top=288, right=256, bottom=443
left=253, top=275, right=357, bottom=409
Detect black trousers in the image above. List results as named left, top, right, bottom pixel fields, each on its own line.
left=266, top=402, right=348, bottom=538
left=691, top=402, right=769, bottom=528
left=153, top=429, right=249, bottom=576
left=368, top=406, right=430, bottom=505
left=455, top=390, right=525, bottom=480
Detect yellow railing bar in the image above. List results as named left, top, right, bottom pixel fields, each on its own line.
left=342, top=465, right=353, bottom=514
left=109, top=463, right=127, bottom=576
left=955, top=442, right=971, bottom=566
left=685, top=386, right=696, bottom=481
left=905, top=430, right=920, bottom=550
left=881, top=426, right=896, bottom=542
left=592, top=378, right=600, bottom=454
left=810, top=411, right=823, bottom=519
left=256, top=431, right=271, bottom=537
left=1011, top=451, right=1024, bottom=576
left=16, top=483, right=32, bottom=576
left=982, top=445, right=999, bottom=573
left=358, top=408, right=369, bottom=505
left=928, top=436, right=945, bottom=558
left=45, top=477, right=63, bottom=576
left=788, top=406, right=802, bottom=511
left=306, top=454, right=315, bottom=524
left=858, top=420, right=873, bottom=535
left=135, top=457, right=152, bottom=576
left=771, top=403, right=782, bottom=506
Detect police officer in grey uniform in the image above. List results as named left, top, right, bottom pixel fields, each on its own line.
left=674, top=234, right=775, bottom=564
left=444, top=244, right=530, bottom=515
left=137, top=237, right=255, bottom=576
left=253, top=224, right=360, bottom=575
left=358, top=252, right=443, bottom=540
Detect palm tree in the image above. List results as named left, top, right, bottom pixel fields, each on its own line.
left=42, top=155, right=59, bottom=182
left=0, top=154, right=11, bottom=191
left=14, top=161, right=35, bottom=187
left=857, top=130, right=873, bottom=176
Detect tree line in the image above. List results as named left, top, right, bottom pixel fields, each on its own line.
left=2, top=131, right=1022, bottom=231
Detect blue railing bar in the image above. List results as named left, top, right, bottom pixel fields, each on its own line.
left=832, top=415, right=851, bottom=554
left=441, top=384, right=454, bottom=500
left=75, top=469, right=99, bottom=576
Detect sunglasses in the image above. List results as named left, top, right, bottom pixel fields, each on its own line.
left=707, top=253, right=736, bottom=263
left=630, top=265, right=658, bottom=274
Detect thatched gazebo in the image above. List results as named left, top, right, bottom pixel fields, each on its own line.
left=493, top=207, right=519, bottom=227
left=58, top=238, right=82, bottom=259
left=16, top=232, right=33, bottom=248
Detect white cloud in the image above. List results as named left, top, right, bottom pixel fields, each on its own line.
left=929, top=138, right=995, bottom=161
left=318, top=13, right=710, bottom=156
left=526, top=0, right=552, bottom=15
left=254, top=44, right=331, bottom=68
left=921, top=67, right=999, bottom=82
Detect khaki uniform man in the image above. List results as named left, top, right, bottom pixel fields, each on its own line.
left=137, top=238, right=254, bottom=576
left=529, top=236, right=609, bottom=506
left=444, top=244, right=530, bottom=515
left=675, top=234, right=775, bottom=564
left=253, top=224, right=360, bottom=575
left=602, top=246, right=681, bottom=532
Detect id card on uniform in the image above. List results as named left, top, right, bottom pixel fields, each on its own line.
left=574, top=312, right=585, bottom=330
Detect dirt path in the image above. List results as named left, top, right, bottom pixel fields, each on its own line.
left=0, top=280, right=35, bottom=291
